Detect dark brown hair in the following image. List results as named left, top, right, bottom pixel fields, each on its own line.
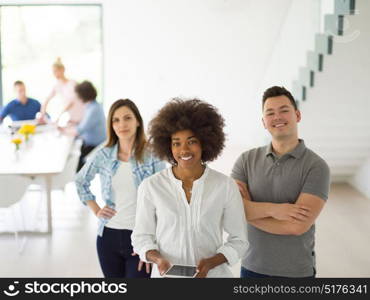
left=75, top=81, right=97, bottom=103
left=262, top=86, right=297, bottom=110
left=105, top=99, right=147, bottom=163
left=148, top=98, right=225, bottom=164
left=14, top=81, right=24, bottom=87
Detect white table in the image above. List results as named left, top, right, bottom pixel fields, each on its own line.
left=0, top=124, right=74, bottom=233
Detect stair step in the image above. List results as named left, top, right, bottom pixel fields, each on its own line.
left=292, top=80, right=305, bottom=102
left=299, top=67, right=315, bottom=88
left=315, top=33, right=333, bottom=55
left=324, top=14, right=344, bottom=36
left=307, top=51, right=323, bottom=72
left=334, top=0, right=356, bottom=15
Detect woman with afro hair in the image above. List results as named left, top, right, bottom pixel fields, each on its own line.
left=132, top=98, right=247, bottom=278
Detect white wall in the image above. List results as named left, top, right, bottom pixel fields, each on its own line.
left=102, top=0, right=289, bottom=150
left=259, top=0, right=322, bottom=94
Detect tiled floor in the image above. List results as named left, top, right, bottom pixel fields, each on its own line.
left=0, top=180, right=369, bottom=277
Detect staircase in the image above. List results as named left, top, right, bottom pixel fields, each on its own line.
left=291, top=0, right=370, bottom=182
left=292, top=0, right=356, bottom=102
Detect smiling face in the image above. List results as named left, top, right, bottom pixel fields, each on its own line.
left=112, top=106, right=140, bottom=142
left=171, top=129, right=202, bottom=169
left=262, top=95, right=301, bottom=141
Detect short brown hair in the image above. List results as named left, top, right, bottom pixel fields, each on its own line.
left=75, top=81, right=97, bottom=102
left=14, top=81, right=24, bottom=87
left=105, top=99, right=147, bottom=163
left=262, top=86, right=297, bottom=110
left=148, top=98, right=225, bottom=164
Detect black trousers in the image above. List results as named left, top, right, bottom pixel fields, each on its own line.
left=96, top=227, right=150, bottom=278
left=76, top=143, right=96, bottom=172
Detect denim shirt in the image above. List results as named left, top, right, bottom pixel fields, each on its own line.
left=75, top=144, right=166, bottom=236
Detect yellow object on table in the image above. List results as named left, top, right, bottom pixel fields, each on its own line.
left=11, top=138, right=23, bottom=151
left=18, top=124, right=36, bottom=141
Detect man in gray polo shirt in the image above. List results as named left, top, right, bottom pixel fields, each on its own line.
left=231, top=86, right=330, bottom=278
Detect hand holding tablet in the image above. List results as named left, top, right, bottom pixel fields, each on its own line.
left=157, top=257, right=172, bottom=276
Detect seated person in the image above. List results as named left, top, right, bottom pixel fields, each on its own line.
left=58, top=81, right=106, bottom=172
left=0, top=81, right=41, bottom=123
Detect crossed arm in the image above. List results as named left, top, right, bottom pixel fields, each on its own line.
left=234, top=180, right=325, bottom=236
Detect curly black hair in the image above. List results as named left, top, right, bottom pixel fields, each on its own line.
left=148, top=98, right=225, bottom=164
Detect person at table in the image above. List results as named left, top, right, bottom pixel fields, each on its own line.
left=40, top=57, right=85, bottom=124
left=131, top=98, right=247, bottom=278
left=58, top=81, right=106, bottom=172
left=0, top=81, right=41, bottom=123
left=75, top=99, right=166, bottom=278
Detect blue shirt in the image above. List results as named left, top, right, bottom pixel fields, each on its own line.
left=0, top=98, right=41, bottom=121
left=75, top=144, right=166, bottom=236
left=77, top=100, right=106, bottom=146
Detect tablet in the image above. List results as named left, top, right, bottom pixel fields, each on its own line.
left=163, top=264, right=197, bottom=278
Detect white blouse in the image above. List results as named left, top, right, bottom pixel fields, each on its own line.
left=50, top=79, right=85, bottom=123
left=132, top=166, right=247, bottom=278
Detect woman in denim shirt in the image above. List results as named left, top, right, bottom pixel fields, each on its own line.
left=75, top=99, right=166, bottom=278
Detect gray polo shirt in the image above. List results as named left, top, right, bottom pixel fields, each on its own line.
left=231, top=139, right=330, bottom=277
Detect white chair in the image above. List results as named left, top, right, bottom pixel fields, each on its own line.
left=28, top=139, right=82, bottom=231
left=0, top=175, right=32, bottom=253
left=52, top=138, right=82, bottom=190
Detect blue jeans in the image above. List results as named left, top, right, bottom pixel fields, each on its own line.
left=240, top=267, right=316, bottom=278
left=96, top=227, right=150, bottom=278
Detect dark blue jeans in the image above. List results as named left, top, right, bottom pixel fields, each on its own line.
left=97, top=227, right=150, bottom=278
left=241, top=267, right=316, bottom=278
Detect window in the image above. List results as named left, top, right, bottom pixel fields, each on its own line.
left=0, top=5, right=103, bottom=117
